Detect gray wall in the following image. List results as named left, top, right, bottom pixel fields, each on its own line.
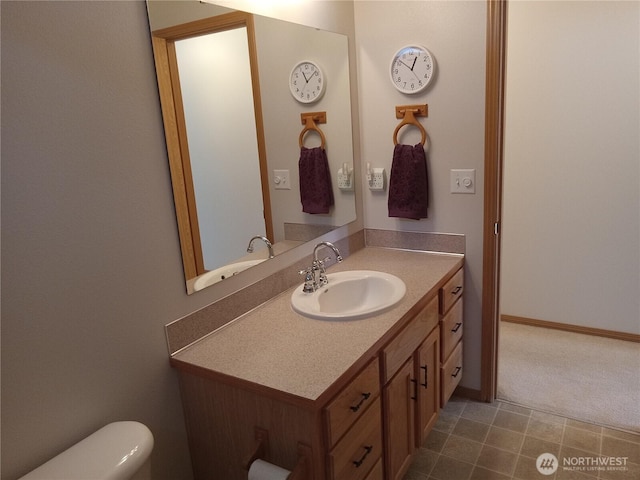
left=1, top=1, right=197, bottom=478
left=2, top=1, right=361, bottom=478
left=354, top=1, right=487, bottom=391
left=501, top=1, right=640, bottom=333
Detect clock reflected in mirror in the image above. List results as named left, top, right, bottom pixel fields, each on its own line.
left=289, top=60, right=326, bottom=104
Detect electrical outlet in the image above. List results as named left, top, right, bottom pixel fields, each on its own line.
left=369, top=168, right=386, bottom=191
left=337, top=167, right=353, bottom=190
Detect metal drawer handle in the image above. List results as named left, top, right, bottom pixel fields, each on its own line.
left=451, top=322, right=462, bottom=333
left=451, top=286, right=462, bottom=295
left=349, top=392, right=371, bottom=412
left=410, top=379, right=418, bottom=400
left=353, top=445, right=373, bottom=468
left=451, top=366, right=462, bottom=378
left=420, top=365, right=428, bottom=388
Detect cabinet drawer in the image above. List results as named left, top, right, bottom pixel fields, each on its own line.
left=329, top=396, right=383, bottom=480
left=440, top=268, right=464, bottom=314
left=440, top=297, right=463, bottom=361
left=381, top=295, right=438, bottom=383
left=325, top=359, right=380, bottom=447
left=440, top=342, right=463, bottom=406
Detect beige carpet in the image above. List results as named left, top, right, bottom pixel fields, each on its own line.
left=498, top=321, right=640, bottom=433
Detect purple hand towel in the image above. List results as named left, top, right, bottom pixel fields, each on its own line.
left=299, top=146, right=334, bottom=214
left=388, top=143, right=429, bottom=220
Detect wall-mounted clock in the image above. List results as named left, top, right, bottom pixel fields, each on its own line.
left=390, top=45, right=436, bottom=94
left=289, top=60, right=326, bottom=104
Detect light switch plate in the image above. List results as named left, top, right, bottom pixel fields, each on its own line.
left=450, top=169, right=475, bottom=194
left=274, top=169, right=290, bottom=190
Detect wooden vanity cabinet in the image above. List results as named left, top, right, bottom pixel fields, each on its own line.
left=381, top=296, right=440, bottom=480
left=175, top=371, right=327, bottom=480
left=439, top=267, right=464, bottom=406
left=327, top=396, right=383, bottom=480
left=415, top=327, right=440, bottom=444
left=173, top=260, right=464, bottom=480
left=324, top=359, right=383, bottom=480
left=365, top=459, right=384, bottom=480
left=383, top=357, right=415, bottom=480
left=324, top=360, right=379, bottom=447
left=176, top=356, right=386, bottom=480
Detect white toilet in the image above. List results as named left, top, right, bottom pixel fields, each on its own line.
left=18, top=421, right=154, bottom=480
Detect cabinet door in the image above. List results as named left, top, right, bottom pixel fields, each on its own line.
left=383, top=358, right=416, bottom=480
left=415, top=327, right=440, bottom=446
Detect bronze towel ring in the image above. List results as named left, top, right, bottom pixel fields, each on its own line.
left=393, top=104, right=428, bottom=146
left=299, top=112, right=327, bottom=149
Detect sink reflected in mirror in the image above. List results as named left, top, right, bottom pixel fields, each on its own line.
left=192, top=259, right=266, bottom=292
left=291, top=271, right=406, bottom=320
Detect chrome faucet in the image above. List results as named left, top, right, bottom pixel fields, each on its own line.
left=300, top=241, right=343, bottom=293
left=246, top=235, right=275, bottom=259
left=314, top=241, right=343, bottom=264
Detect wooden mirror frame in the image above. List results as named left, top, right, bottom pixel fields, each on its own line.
left=151, top=11, right=273, bottom=279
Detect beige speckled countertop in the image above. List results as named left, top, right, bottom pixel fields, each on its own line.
left=171, top=247, right=463, bottom=406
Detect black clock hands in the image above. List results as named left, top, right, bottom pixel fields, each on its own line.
left=398, top=56, right=418, bottom=71
left=398, top=56, right=421, bottom=83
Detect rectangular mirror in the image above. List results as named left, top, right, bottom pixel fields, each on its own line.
left=147, top=1, right=356, bottom=294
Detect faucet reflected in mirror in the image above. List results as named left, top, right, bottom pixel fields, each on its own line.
left=247, top=235, right=274, bottom=259
left=147, top=1, right=357, bottom=295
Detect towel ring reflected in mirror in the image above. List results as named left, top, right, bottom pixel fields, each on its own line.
left=299, top=112, right=327, bottom=149
left=299, top=128, right=327, bottom=149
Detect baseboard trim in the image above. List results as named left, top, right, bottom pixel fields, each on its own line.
left=501, top=315, right=640, bottom=343
left=454, top=385, right=483, bottom=401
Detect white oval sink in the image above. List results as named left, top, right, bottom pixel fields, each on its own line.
left=291, top=270, right=406, bottom=320
left=193, top=259, right=265, bottom=291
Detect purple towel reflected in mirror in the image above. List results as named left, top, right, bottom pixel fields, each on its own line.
left=388, top=143, right=428, bottom=220
left=299, top=146, right=334, bottom=214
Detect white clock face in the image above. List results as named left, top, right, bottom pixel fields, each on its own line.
left=390, top=45, right=435, bottom=94
left=289, top=61, right=325, bottom=104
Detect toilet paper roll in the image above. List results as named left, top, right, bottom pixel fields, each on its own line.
left=248, top=459, right=291, bottom=480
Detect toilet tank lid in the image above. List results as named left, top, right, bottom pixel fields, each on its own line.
left=19, top=421, right=154, bottom=480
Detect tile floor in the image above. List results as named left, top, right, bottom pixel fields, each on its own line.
left=403, top=397, right=640, bottom=480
